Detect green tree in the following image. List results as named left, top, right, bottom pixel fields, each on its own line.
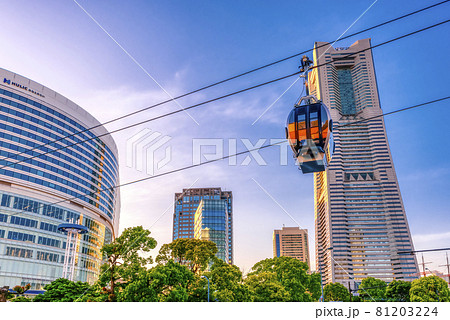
left=351, top=295, right=361, bottom=302
left=156, top=238, right=217, bottom=275
left=117, top=267, right=157, bottom=302
left=410, top=276, right=450, bottom=302
left=12, top=283, right=31, bottom=296
left=9, top=283, right=31, bottom=301
left=99, top=226, right=157, bottom=301
left=147, top=260, right=195, bottom=302
left=386, top=280, right=411, bottom=302
left=119, top=260, right=195, bottom=302
left=10, top=296, right=32, bottom=302
left=323, top=282, right=350, bottom=302
left=33, top=278, right=94, bottom=302
left=358, top=277, right=387, bottom=302
left=204, top=258, right=251, bottom=302
left=245, top=271, right=291, bottom=302
left=245, top=256, right=321, bottom=302
left=187, top=276, right=210, bottom=302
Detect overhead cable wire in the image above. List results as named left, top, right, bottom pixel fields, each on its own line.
left=1, top=19, right=449, bottom=173
left=1, top=0, right=449, bottom=165
left=7, top=95, right=450, bottom=218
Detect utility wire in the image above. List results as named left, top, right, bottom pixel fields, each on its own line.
left=335, top=97, right=450, bottom=129
left=1, top=19, right=449, bottom=174
left=7, top=95, right=450, bottom=218
left=1, top=0, right=449, bottom=166
left=398, top=248, right=450, bottom=255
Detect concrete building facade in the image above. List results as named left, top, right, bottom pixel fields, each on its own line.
left=273, top=226, right=310, bottom=268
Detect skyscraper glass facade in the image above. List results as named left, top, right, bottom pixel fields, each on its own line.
left=194, top=199, right=229, bottom=263
left=337, top=68, right=356, bottom=115
left=0, top=68, right=120, bottom=289
left=173, top=188, right=233, bottom=264
left=310, top=40, right=418, bottom=288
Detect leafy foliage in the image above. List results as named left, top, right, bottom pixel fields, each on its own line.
left=245, top=256, right=321, bottom=302
left=33, top=278, right=93, bottom=302
left=10, top=296, right=32, bottom=302
left=121, top=260, right=195, bottom=302
left=245, top=271, right=291, bottom=302
left=12, top=283, right=31, bottom=295
left=410, top=276, right=450, bottom=302
left=323, top=282, right=350, bottom=302
left=24, top=226, right=450, bottom=303
left=156, top=238, right=217, bottom=275
left=204, top=258, right=251, bottom=302
left=99, top=226, right=157, bottom=301
left=187, top=276, right=210, bottom=302
left=386, top=280, right=411, bottom=302
left=358, top=277, right=387, bottom=302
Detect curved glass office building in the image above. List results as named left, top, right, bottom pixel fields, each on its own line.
left=0, top=68, right=120, bottom=289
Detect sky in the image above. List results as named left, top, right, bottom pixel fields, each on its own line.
left=0, top=0, right=449, bottom=274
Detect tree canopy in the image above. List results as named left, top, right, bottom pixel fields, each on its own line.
left=99, top=226, right=157, bottom=301
left=358, top=277, right=387, bottom=302
left=28, top=226, right=450, bottom=303
left=323, top=282, right=350, bottom=302
left=245, top=256, right=321, bottom=302
left=156, top=238, right=217, bottom=274
left=386, top=280, right=411, bottom=302
left=33, top=278, right=93, bottom=302
left=410, top=275, right=450, bottom=302
left=204, top=258, right=251, bottom=302
left=119, top=260, right=195, bottom=302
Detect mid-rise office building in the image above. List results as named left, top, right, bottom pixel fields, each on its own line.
left=273, top=226, right=310, bottom=268
left=309, top=39, right=418, bottom=288
left=194, top=199, right=230, bottom=263
left=173, top=187, right=233, bottom=264
left=0, top=68, right=120, bottom=289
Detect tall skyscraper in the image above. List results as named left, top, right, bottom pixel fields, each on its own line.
left=273, top=226, right=310, bottom=269
left=0, top=68, right=120, bottom=289
left=173, top=187, right=233, bottom=264
left=194, top=199, right=230, bottom=263
left=309, top=39, right=418, bottom=288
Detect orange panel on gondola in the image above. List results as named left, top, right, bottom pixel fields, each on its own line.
left=286, top=101, right=333, bottom=174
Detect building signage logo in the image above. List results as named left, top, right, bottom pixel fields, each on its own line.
left=3, top=78, right=45, bottom=98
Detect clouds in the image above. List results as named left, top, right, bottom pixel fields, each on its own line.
left=413, top=232, right=450, bottom=249
left=411, top=232, right=450, bottom=272
left=2, top=0, right=449, bottom=274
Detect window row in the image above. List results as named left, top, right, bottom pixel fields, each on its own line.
left=0, top=112, right=117, bottom=183
left=0, top=168, right=113, bottom=219
left=0, top=89, right=118, bottom=169
left=0, top=151, right=115, bottom=209
left=0, top=132, right=116, bottom=196
left=2, top=193, right=75, bottom=221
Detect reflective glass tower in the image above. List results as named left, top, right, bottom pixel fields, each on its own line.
left=0, top=68, right=120, bottom=289
left=173, top=187, right=233, bottom=264
left=194, top=199, right=230, bottom=263
left=309, top=39, right=418, bottom=288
